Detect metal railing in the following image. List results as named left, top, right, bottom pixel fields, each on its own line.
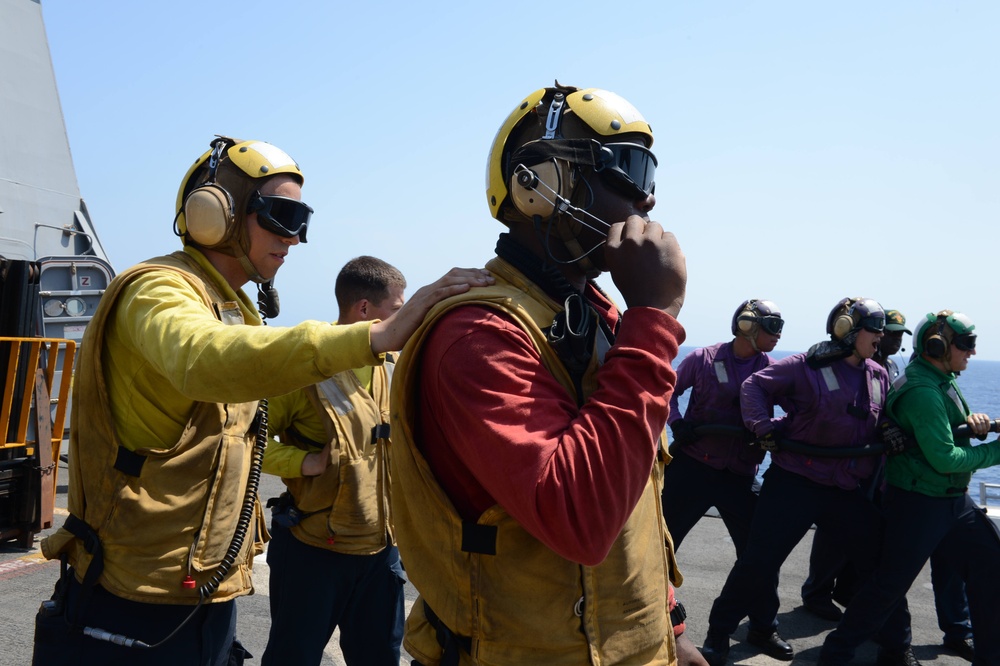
left=980, top=482, right=1000, bottom=513
left=0, top=336, right=75, bottom=544
left=1, top=336, right=76, bottom=480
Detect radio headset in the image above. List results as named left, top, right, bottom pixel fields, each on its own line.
left=735, top=299, right=760, bottom=335
left=178, top=138, right=235, bottom=248
left=829, top=298, right=860, bottom=342
left=923, top=311, right=953, bottom=359
left=510, top=160, right=614, bottom=264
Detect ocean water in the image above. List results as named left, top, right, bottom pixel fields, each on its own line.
left=671, top=347, right=1000, bottom=504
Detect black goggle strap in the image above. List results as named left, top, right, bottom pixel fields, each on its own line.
left=509, top=138, right=606, bottom=172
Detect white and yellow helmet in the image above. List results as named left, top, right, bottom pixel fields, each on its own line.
left=486, top=83, right=655, bottom=225
left=175, top=136, right=305, bottom=281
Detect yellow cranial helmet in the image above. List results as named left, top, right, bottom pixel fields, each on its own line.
left=174, top=137, right=305, bottom=281
left=485, top=83, right=655, bottom=225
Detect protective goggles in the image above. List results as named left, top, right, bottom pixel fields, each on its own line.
left=858, top=314, right=886, bottom=333
left=953, top=333, right=977, bottom=352
left=753, top=315, right=785, bottom=335
left=247, top=191, right=313, bottom=242
left=595, top=143, right=657, bottom=200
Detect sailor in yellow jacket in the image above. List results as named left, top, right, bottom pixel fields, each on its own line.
left=262, top=256, right=407, bottom=666
left=32, top=137, right=492, bottom=666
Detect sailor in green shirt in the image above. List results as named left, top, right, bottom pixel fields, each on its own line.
left=820, top=310, right=1000, bottom=666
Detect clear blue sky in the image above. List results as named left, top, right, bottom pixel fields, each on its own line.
left=40, top=1, right=1000, bottom=359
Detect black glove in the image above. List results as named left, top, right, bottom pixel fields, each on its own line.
left=877, top=420, right=914, bottom=456
left=754, top=430, right=779, bottom=452
left=669, top=419, right=699, bottom=448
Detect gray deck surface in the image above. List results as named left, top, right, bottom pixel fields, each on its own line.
left=1, top=468, right=984, bottom=665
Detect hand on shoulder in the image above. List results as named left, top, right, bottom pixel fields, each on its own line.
left=369, top=268, right=494, bottom=354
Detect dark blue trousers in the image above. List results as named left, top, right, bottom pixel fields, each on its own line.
left=801, top=526, right=862, bottom=606
left=662, top=452, right=779, bottom=632
left=707, top=464, right=911, bottom=649
left=261, top=522, right=405, bottom=666
left=32, top=573, right=242, bottom=666
left=662, top=451, right=761, bottom=553
left=800, top=459, right=884, bottom=607
left=821, top=487, right=1000, bottom=665
left=804, top=511, right=972, bottom=639
left=930, top=545, right=973, bottom=642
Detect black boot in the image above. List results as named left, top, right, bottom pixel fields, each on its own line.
left=700, top=630, right=730, bottom=666
left=746, top=628, right=794, bottom=661
left=876, top=646, right=921, bottom=666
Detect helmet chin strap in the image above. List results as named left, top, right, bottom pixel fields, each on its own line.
left=238, top=254, right=267, bottom=285
left=943, top=347, right=956, bottom=372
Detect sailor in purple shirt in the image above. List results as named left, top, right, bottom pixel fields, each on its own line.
left=663, top=302, right=781, bottom=534
left=663, top=299, right=787, bottom=662
left=700, top=297, right=916, bottom=666
left=800, top=307, right=913, bottom=624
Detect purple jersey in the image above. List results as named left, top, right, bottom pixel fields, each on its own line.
left=741, top=353, right=889, bottom=489
left=669, top=341, right=770, bottom=476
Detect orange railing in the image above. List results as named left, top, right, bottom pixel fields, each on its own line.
left=0, top=336, right=76, bottom=490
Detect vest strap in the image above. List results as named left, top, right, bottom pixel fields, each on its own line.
left=423, top=600, right=471, bottom=666
left=461, top=522, right=497, bottom=555
left=62, top=514, right=105, bottom=628
left=846, top=404, right=869, bottom=419
left=371, top=423, right=391, bottom=442
left=113, top=446, right=146, bottom=477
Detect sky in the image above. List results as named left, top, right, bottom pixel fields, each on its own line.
left=38, top=0, right=1000, bottom=360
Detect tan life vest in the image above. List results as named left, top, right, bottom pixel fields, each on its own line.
left=391, top=257, right=679, bottom=665
left=41, top=251, right=266, bottom=604
left=282, top=359, right=394, bottom=554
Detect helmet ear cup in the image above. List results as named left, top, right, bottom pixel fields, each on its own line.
left=732, top=299, right=755, bottom=336
left=924, top=320, right=949, bottom=359
left=737, top=313, right=757, bottom=335
left=832, top=312, right=856, bottom=341
left=509, top=160, right=568, bottom=219
left=924, top=333, right=947, bottom=359
left=184, top=184, right=234, bottom=247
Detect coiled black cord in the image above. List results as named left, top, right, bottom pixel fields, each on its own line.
left=84, top=303, right=273, bottom=650
left=199, top=401, right=267, bottom=599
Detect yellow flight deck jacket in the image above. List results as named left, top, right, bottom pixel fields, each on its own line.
left=391, top=258, right=679, bottom=665
left=43, top=247, right=383, bottom=604
left=264, top=358, right=395, bottom=555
